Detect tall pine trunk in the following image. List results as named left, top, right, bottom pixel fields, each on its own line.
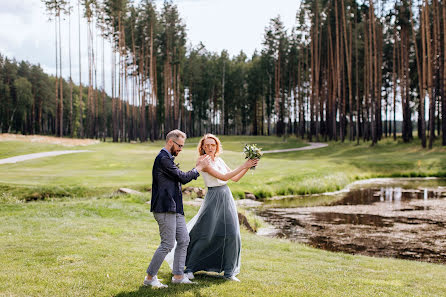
left=78, top=0, right=83, bottom=138
left=425, top=1, right=435, bottom=148
left=58, top=8, right=63, bottom=137
left=410, top=1, right=426, bottom=147
left=442, top=0, right=446, bottom=145
left=69, top=7, right=73, bottom=137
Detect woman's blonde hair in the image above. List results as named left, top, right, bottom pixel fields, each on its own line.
left=197, top=133, right=223, bottom=156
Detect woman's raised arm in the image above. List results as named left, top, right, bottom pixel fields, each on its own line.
left=203, top=158, right=257, bottom=181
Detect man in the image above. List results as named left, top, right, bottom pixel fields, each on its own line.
left=144, top=129, right=210, bottom=288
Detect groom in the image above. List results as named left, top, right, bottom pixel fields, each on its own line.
left=144, top=129, right=210, bottom=288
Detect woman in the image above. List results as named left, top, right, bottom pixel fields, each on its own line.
left=184, top=133, right=258, bottom=282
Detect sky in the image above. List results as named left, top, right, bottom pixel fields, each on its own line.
left=0, top=0, right=301, bottom=90
left=0, top=0, right=409, bottom=121
left=171, top=0, right=300, bottom=56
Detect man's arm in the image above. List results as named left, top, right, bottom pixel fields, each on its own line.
left=159, top=156, right=200, bottom=184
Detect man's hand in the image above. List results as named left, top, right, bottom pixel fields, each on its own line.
left=195, top=155, right=211, bottom=172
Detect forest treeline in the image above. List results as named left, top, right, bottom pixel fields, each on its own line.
left=1, top=0, right=445, bottom=148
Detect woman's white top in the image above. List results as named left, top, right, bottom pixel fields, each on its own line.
left=201, top=157, right=229, bottom=187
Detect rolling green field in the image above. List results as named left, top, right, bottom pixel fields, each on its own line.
left=1, top=135, right=446, bottom=296
left=0, top=135, right=445, bottom=200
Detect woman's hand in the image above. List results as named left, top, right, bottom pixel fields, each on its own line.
left=196, top=155, right=211, bottom=172
left=243, top=158, right=258, bottom=169
left=196, top=154, right=207, bottom=163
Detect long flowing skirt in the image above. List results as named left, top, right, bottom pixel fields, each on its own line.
left=166, top=185, right=241, bottom=276
left=165, top=184, right=241, bottom=276
left=186, top=184, right=241, bottom=276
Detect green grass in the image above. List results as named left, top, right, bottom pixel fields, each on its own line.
left=0, top=141, right=81, bottom=159
left=1, top=197, right=445, bottom=296
left=1, top=136, right=446, bottom=200
left=1, top=136, right=446, bottom=296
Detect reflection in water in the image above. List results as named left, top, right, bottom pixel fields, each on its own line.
left=330, top=186, right=443, bottom=206
left=258, top=178, right=446, bottom=264
left=263, top=180, right=446, bottom=209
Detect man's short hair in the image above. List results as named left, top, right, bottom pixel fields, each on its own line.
left=166, top=129, right=187, bottom=142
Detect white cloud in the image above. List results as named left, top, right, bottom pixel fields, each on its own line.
left=174, top=0, right=299, bottom=57
left=0, top=0, right=54, bottom=65
left=0, top=0, right=35, bottom=21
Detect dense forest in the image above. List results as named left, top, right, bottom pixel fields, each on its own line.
left=0, top=0, right=445, bottom=148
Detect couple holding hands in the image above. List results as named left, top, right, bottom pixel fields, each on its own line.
left=144, top=130, right=259, bottom=288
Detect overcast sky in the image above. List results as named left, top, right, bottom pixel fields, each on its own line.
left=0, top=0, right=301, bottom=90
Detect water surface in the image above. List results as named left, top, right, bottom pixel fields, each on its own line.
left=258, top=178, right=446, bottom=264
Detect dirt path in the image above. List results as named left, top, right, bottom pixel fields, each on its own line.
left=262, top=142, right=327, bottom=154
left=0, top=150, right=93, bottom=165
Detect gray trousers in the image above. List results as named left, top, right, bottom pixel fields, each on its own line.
left=147, top=212, right=190, bottom=276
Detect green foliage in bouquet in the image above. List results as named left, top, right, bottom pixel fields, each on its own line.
left=243, top=144, right=263, bottom=170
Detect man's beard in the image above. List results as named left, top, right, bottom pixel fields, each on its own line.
left=170, top=146, right=178, bottom=156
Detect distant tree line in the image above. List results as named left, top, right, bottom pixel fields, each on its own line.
left=1, top=0, right=445, bottom=148
left=0, top=55, right=112, bottom=137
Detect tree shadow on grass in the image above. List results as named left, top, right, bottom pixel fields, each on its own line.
left=115, top=273, right=228, bottom=297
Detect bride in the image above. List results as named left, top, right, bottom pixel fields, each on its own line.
left=183, top=133, right=258, bottom=282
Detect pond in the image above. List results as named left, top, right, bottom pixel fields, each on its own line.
left=257, top=178, right=446, bottom=264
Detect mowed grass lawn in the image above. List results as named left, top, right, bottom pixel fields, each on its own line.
left=1, top=135, right=446, bottom=296
left=1, top=135, right=445, bottom=199
left=1, top=197, right=446, bottom=296
left=0, top=140, right=82, bottom=159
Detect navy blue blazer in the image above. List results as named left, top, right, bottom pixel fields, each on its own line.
left=150, top=149, right=200, bottom=215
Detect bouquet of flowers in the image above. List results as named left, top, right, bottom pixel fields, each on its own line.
left=243, top=144, right=262, bottom=170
